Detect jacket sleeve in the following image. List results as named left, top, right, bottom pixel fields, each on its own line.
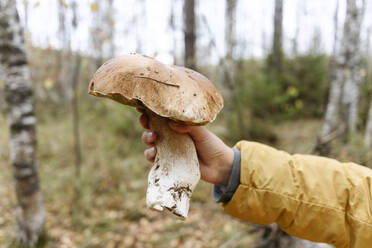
left=221, top=141, right=372, bottom=248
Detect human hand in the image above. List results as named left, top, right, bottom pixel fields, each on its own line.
left=137, top=108, right=234, bottom=186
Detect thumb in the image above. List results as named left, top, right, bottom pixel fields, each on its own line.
left=168, top=122, right=210, bottom=143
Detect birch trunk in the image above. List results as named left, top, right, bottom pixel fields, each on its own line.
left=366, top=100, right=372, bottom=148
left=0, top=0, right=45, bottom=246
left=323, top=0, right=365, bottom=138
left=365, top=27, right=372, bottom=148
left=270, top=0, right=283, bottom=72
left=71, top=1, right=82, bottom=178
left=340, top=0, right=365, bottom=134
left=183, top=0, right=196, bottom=69
left=321, top=0, right=340, bottom=138
left=224, top=0, right=237, bottom=91
left=169, top=0, right=178, bottom=64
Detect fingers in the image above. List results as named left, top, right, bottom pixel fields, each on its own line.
left=137, top=108, right=150, bottom=129
left=144, top=147, right=156, bottom=162
left=139, top=114, right=150, bottom=129
left=136, top=107, right=145, bottom=114
left=141, top=131, right=157, bottom=146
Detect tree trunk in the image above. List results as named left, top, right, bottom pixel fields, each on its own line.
left=270, top=0, right=283, bottom=72
left=0, top=0, right=45, bottom=246
left=70, top=1, right=82, bottom=178
left=366, top=100, right=372, bottom=148
left=183, top=0, right=196, bottom=69
left=56, top=0, right=72, bottom=102
left=72, top=54, right=82, bottom=177
left=365, top=27, right=372, bottom=148
left=169, top=0, right=178, bottom=64
left=223, top=0, right=246, bottom=138
left=224, top=0, right=237, bottom=91
left=340, top=0, right=365, bottom=135
left=91, top=0, right=115, bottom=69
left=321, top=0, right=365, bottom=140
left=321, top=0, right=340, bottom=139
left=135, top=0, right=146, bottom=54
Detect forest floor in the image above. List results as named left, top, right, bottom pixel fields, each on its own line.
left=0, top=102, right=370, bottom=248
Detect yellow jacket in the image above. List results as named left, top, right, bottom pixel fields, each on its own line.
left=222, top=141, right=372, bottom=248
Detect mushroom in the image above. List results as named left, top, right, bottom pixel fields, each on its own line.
left=88, top=54, right=223, bottom=218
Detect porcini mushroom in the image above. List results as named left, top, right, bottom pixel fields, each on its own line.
left=88, top=54, right=223, bottom=218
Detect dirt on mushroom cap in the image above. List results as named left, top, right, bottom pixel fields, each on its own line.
left=88, top=53, right=224, bottom=125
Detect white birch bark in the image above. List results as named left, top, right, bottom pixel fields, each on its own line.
left=322, top=0, right=341, bottom=138
left=183, top=0, right=196, bottom=69
left=365, top=27, right=372, bottom=148
left=341, top=0, right=365, bottom=134
left=365, top=100, right=372, bottom=147
left=91, top=0, right=115, bottom=68
left=270, top=0, right=283, bottom=71
left=169, top=0, right=178, bottom=64
left=224, top=0, right=237, bottom=91
left=0, top=0, right=45, bottom=246
left=323, top=0, right=365, bottom=137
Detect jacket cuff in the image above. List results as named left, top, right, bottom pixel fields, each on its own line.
left=212, top=148, right=241, bottom=203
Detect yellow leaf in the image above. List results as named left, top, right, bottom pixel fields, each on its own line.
left=90, top=2, right=99, bottom=12
left=43, top=78, right=54, bottom=89
left=33, top=1, right=40, bottom=8
left=286, top=86, right=299, bottom=98
left=23, top=0, right=28, bottom=8
left=295, top=100, right=303, bottom=110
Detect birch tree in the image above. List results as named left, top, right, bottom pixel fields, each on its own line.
left=90, top=0, right=115, bottom=69
left=269, top=0, right=283, bottom=73
left=322, top=0, right=365, bottom=138
left=224, top=0, right=237, bottom=91
left=0, top=0, right=45, bottom=245
left=183, top=0, right=196, bottom=69
left=365, top=28, right=372, bottom=148
left=340, top=0, right=365, bottom=134
left=169, top=0, right=178, bottom=64
left=70, top=0, right=82, bottom=177
left=56, top=0, right=72, bottom=102
left=366, top=101, right=372, bottom=148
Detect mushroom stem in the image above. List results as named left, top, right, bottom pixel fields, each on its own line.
left=146, top=110, right=200, bottom=219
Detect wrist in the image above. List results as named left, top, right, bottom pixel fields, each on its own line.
left=216, top=146, right=235, bottom=186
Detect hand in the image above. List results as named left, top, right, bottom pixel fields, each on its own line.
left=137, top=108, right=235, bottom=186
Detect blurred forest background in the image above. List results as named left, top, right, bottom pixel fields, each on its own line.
left=0, top=0, right=372, bottom=247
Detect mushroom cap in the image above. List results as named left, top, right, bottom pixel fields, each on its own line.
left=88, top=54, right=223, bottom=125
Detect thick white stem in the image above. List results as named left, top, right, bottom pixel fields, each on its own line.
left=146, top=111, right=200, bottom=218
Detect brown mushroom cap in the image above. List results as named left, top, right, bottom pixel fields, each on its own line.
left=88, top=54, right=223, bottom=125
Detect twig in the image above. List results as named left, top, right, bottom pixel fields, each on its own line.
left=134, top=76, right=179, bottom=87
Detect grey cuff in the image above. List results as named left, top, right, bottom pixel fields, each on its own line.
left=212, top=148, right=241, bottom=203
